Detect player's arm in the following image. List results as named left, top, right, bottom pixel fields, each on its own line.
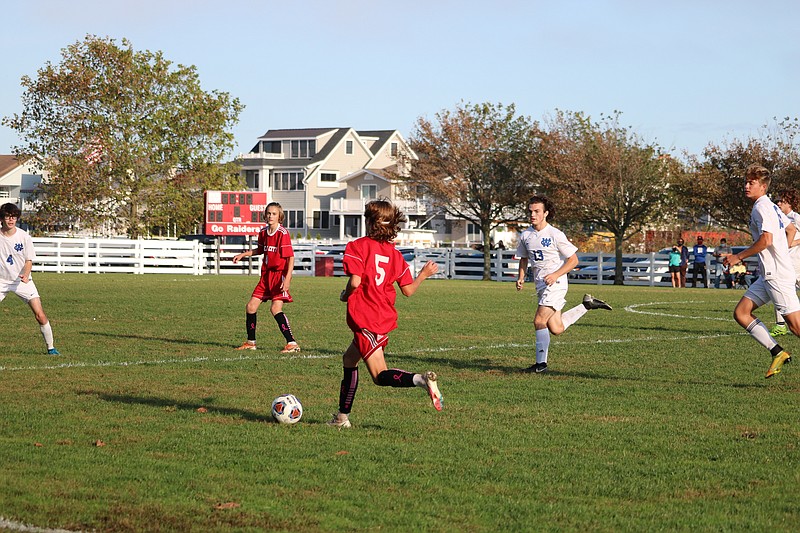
left=725, top=232, right=772, bottom=266
left=786, top=224, right=798, bottom=248
left=281, top=256, right=294, bottom=291
left=543, top=253, right=579, bottom=286
left=20, top=259, right=33, bottom=283
left=340, top=274, right=361, bottom=302
left=516, top=257, right=529, bottom=291
left=400, top=260, right=438, bottom=297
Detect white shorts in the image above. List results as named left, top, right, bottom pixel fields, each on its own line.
left=535, top=277, right=569, bottom=311
left=0, top=278, right=41, bottom=304
left=744, top=277, right=800, bottom=316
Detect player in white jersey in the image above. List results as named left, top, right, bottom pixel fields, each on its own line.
left=515, top=195, right=611, bottom=373
left=0, top=203, right=59, bottom=355
left=768, top=188, right=800, bottom=337
left=724, top=165, right=798, bottom=378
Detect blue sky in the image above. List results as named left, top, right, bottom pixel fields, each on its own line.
left=2, top=0, right=798, bottom=158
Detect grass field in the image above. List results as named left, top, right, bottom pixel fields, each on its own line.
left=1, top=274, right=798, bottom=532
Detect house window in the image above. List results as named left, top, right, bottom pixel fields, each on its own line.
left=361, top=184, right=377, bottom=201
left=290, top=140, right=316, bottom=158
left=467, top=223, right=482, bottom=241
left=320, top=172, right=337, bottom=182
left=245, top=170, right=259, bottom=189
left=285, top=210, right=304, bottom=229
left=272, top=171, right=304, bottom=191
left=262, top=141, right=281, bottom=154
left=345, top=140, right=353, bottom=155
left=390, top=142, right=398, bottom=156
left=313, top=210, right=330, bottom=229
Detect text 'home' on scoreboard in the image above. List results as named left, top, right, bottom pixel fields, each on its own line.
left=204, top=190, right=268, bottom=235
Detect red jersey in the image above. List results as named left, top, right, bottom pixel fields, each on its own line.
left=343, top=237, right=413, bottom=334
left=254, top=225, right=293, bottom=274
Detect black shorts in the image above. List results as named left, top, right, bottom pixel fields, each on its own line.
left=669, top=265, right=681, bottom=273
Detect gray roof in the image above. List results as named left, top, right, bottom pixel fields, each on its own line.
left=357, top=130, right=394, bottom=154
left=259, top=128, right=338, bottom=139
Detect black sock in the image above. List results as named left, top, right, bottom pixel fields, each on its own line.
left=770, top=345, right=784, bottom=357
left=246, top=313, right=257, bottom=341
left=376, top=369, right=415, bottom=387
left=274, top=312, right=295, bottom=343
left=339, top=367, right=358, bottom=414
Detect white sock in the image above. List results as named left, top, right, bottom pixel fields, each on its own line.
left=535, top=328, right=550, bottom=364
left=746, top=319, right=777, bottom=350
left=561, top=304, right=588, bottom=330
left=413, top=373, right=426, bottom=388
left=775, top=308, right=785, bottom=325
left=40, top=321, right=55, bottom=350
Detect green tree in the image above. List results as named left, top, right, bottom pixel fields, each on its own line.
left=684, top=118, right=800, bottom=233
left=542, top=111, right=679, bottom=284
left=3, top=35, right=244, bottom=237
left=399, top=101, right=543, bottom=280
left=142, top=161, right=244, bottom=237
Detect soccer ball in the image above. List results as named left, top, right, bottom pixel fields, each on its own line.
left=271, top=394, right=303, bottom=424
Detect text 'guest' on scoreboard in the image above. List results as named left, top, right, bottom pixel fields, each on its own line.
left=204, top=190, right=268, bottom=235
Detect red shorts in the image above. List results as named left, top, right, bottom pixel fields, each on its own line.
left=347, top=315, right=388, bottom=360
left=252, top=270, right=293, bottom=302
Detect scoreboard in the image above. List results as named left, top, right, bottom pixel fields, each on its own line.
left=204, top=190, right=268, bottom=235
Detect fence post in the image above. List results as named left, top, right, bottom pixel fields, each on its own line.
left=596, top=253, right=603, bottom=285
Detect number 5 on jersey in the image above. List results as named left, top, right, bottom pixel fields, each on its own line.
left=375, top=254, right=389, bottom=285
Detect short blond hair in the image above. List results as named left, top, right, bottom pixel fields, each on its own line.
left=745, top=164, right=771, bottom=186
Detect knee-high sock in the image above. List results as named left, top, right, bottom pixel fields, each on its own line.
left=40, top=322, right=54, bottom=350
left=746, top=319, right=778, bottom=350
left=274, top=312, right=295, bottom=343
left=246, top=312, right=257, bottom=341
left=561, top=304, right=588, bottom=330
left=775, top=307, right=785, bottom=325
left=338, top=367, right=358, bottom=414
left=535, top=328, right=550, bottom=364
left=376, top=369, right=415, bottom=387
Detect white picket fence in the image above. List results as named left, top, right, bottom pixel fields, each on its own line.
left=30, top=237, right=700, bottom=286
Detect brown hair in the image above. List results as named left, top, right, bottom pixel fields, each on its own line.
left=365, top=200, right=406, bottom=242
left=528, top=195, right=555, bottom=222
left=0, top=202, right=21, bottom=219
left=745, top=164, right=771, bottom=186
left=265, top=202, right=284, bottom=224
left=777, top=188, right=800, bottom=210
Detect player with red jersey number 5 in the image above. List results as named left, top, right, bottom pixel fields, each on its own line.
left=328, top=200, right=442, bottom=429
left=232, top=202, right=300, bottom=353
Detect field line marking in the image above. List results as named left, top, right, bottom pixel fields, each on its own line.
left=624, top=300, right=733, bottom=321
left=0, top=333, right=744, bottom=372
left=0, top=516, right=78, bottom=533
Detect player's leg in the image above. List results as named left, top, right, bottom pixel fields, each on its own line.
left=236, top=295, right=263, bottom=350
left=329, top=341, right=361, bottom=428
left=526, top=304, right=556, bottom=373
left=271, top=299, right=299, bottom=352
left=771, top=305, right=788, bottom=336
left=734, top=283, right=790, bottom=377
left=765, top=282, right=800, bottom=377
left=27, top=295, right=57, bottom=355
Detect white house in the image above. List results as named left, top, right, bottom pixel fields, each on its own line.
left=0, top=155, right=45, bottom=213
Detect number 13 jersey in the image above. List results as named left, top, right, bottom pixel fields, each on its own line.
left=343, top=237, right=413, bottom=334
left=516, top=224, right=578, bottom=284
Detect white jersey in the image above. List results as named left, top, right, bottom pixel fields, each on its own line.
left=785, top=210, right=800, bottom=261
left=0, top=227, right=36, bottom=282
left=749, top=195, right=793, bottom=281
left=516, top=223, right=578, bottom=284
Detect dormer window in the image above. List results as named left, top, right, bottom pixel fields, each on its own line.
left=262, top=141, right=281, bottom=154
left=345, top=140, right=353, bottom=155
left=390, top=142, right=398, bottom=156
left=290, top=140, right=316, bottom=158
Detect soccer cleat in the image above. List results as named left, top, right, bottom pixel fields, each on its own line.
left=46, top=348, right=60, bottom=356
left=280, top=342, right=301, bottom=353
left=769, top=324, right=789, bottom=337
left=424, top=371, right=443, bottom=411
left=235, top=341, right=257, bottom=351
left=327, top=412, right=352, bottom=429
left=523, top=362, right=548, bottom=374
left=583, top=294, right=612, bottom=310
left=765, top=350, right=792, bottom=379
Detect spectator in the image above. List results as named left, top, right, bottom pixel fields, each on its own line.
left=692, top=235, right=709, bottom=288
left=677, top=237, right=690, bottom=287
left=668, top=246, right=682, bottom=288
left=713, top=238, right=733, bottom=288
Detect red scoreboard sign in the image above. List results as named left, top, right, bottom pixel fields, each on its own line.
left=204, top=190, right=268, bottom=235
